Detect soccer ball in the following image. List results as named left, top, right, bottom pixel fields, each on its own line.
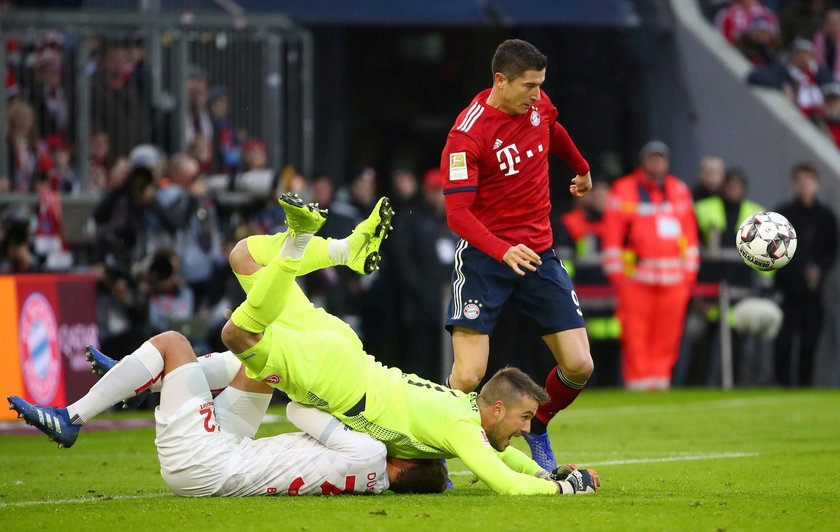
left=736, top=211, right=797, bottom=271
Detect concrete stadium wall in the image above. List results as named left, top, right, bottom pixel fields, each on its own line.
left=665, top=0, right=840, bottom=386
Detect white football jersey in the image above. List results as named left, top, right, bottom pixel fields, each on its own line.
left=217, top=429, right=389, bottom=496
left=155, top=391, right=389, bottom=497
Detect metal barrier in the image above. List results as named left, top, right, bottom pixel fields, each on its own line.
left=1, top=9, right=313, bottom=189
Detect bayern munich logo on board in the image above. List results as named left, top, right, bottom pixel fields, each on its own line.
left=530, top=110, right=540, bottom=126
left=263, top=374, right=281, bottom=384
left=19, top=292, right=62, bottom=404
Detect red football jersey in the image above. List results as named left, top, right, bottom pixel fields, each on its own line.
left=441, top=88, right=589, bottom=261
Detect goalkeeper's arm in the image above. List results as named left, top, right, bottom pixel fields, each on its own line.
left=445, top=421, right=566, bottom=495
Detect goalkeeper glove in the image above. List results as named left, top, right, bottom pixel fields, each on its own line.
left=550, top=464, right=600, bottom=494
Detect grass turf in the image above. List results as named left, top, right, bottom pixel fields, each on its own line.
left=1, top=389, right=839, bottom=531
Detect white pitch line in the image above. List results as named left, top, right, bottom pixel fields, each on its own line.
left=0, top=492, right=171, bottom=508
left=447, top=451, right=759, bottom=475
left=1, top=453, right=760, bottom=503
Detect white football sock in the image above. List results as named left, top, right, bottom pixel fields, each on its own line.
left=66, top=342, right=164, bottom=425
left=280, top=233, right=313, bottom=260
left=327, top=238, right=350, bottom=264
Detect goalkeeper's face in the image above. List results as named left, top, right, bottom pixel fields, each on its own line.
left=484, top=395, right=539, bottom=452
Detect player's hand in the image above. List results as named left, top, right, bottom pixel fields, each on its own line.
left=502, top=244, right=541, bottom=276
left=548, top=464, right=578, bottom=481
left=553, top=465, right=599, bottom=494
left=570, top=171, right=592, bottom=197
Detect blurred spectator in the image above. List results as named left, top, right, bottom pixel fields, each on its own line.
left=208, top=86, right=241, bottom=172
left=4, top=97, right=53, bottom=193
left=0, top=214, right=39, bottom=273
left=94, top=264, right=149, bottom=359
left=88, top=131, right=111, bottom=191
left=822, top=82, right=840, bottom=146
left=736, top=15, right=781, bottom=67
left=5, top=40, right=22, bottom=99
left=780, top=0, right=826, bottom=47
left=241, top=139, right=267, bottom=171
left=29, top=48, right=70, bottom=144
left=696, top=168, right=764, bottom=256
left=555, top=178, right=622, bottom=387
left=748, top=37, right=832, bottom=120
left=140, top=247, right=195, bottom=335
left=773, top=162, right=838, bottom=386
left=154, top=153, right=225, bottom=311
left=813, top=7, right=840, bottom=80
left=301, top=174, right=345, bottom=310
left=91, top=42, right=149, bottom=159
left=687, top=169, right=766, bottom=385
left=335, top=167, right=377, bottom=216
left=187, top=135, right=214, bottom=175
left=602, top=141, right=699, bottom=390
left=46, top=135, right=79, bottom=194
left=33, top=173, right=72, bottom=270
left=185, top=67, right=212, bottom=146
left=92, top=155, right=158, bottom=268
left=365, top=168, right=451, bottom=379
left=693, top=155, right=726, bottom=201
left=716, top=0, right=779, bottom=44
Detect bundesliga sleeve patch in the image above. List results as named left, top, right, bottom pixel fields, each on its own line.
left=449, top=152, right=468, bottom=181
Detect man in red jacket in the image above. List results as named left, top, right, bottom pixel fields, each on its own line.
left=602, top=141, right=699, bottom=390
left=439, top=39, right=593, bottom=470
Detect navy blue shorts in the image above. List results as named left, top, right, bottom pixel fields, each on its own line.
left=445, top=242, right=585, bottom=336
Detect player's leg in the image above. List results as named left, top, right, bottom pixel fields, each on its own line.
left=448, top=328, right=490, bottom=391
left=509, top=251, right=591, bottom=470
left=221, top=193, right=326, bottom=370
left=539, top=328, right=593, bottom=416
left=212, top=366, right=274, bottom=439
left=154, top=342, right=235, bottom=497
left=229, top=196, right=394, bottom=292
left=7, top=330, right=194, bottom=447
left=444, top=241, right=512, bottom=391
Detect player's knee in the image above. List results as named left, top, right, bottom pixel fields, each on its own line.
left=563, top=352, right=594, bottom=380
left=228, top=238, right=255, bottom=275
left=150, top=330, right=190, bottom=354
left=451, top=369, right=484, bottom=393
left=221, top=319, right=256, bottom=354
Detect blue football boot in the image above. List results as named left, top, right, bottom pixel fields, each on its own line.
left=86, top=345, right=117, bottom=376
left=523, top=432, right=557, bottom=472
left=7, top=395, right=80, bottom=448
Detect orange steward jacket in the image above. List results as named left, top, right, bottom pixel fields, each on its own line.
left=601, top=168, right=699, bottom=287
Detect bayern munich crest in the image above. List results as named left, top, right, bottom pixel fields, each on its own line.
left=463, top=299, right=482, bottom=320
left=19, top=292, right=62, bottom=404
left=530, top=109, right=540, bottom=126
left=263, top=374, right=281, bottom=384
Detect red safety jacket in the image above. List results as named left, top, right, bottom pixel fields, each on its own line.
left=601, top=168, right=699, bottom=287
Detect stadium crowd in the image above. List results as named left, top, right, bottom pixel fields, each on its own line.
left=1, top=13, right=837, bottom=397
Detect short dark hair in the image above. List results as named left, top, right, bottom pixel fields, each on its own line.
left=791, top=162, right=819, bottom=180
left=388, top=459, right=447, bottom=494
left=491, top=39, right=547, bottom=82
left=478, top=366, right=549, bottom=406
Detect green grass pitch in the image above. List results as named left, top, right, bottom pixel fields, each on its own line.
left=2, top=389, right=839, bottom=531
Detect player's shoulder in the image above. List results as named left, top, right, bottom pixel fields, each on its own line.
left=450, top=90, right=493, bottom=138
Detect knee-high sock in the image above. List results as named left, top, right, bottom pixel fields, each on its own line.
left=534, top=366, right=587, bottom=428
left=66, top=342, right=164, bottom=425
left=150, top=350, right=242, bottom=394
left=231, top=255, right=300, bottom=334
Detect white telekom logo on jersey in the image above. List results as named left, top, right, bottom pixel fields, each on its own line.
left=496, top=142, right=545, bottom=177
